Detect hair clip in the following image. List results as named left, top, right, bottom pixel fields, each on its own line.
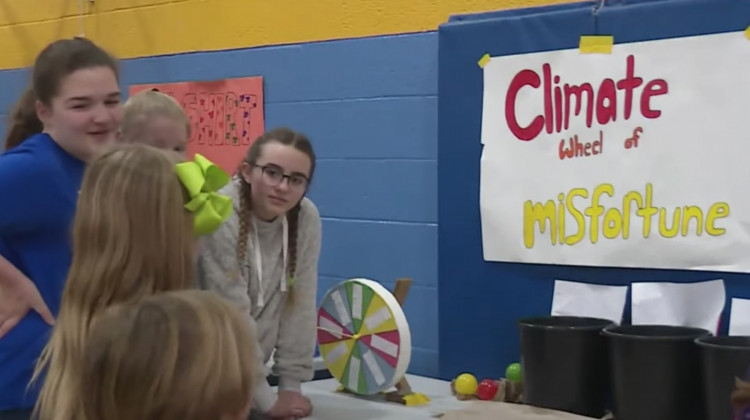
left=175, top=154, right=233, bottom=235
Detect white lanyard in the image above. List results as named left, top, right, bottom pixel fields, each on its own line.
left=252, top=216, right=288, bottom=309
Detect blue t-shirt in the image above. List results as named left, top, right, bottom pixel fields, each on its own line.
left=0, top=133, right=85, bottom=410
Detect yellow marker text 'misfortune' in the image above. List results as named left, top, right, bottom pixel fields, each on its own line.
left=523, top=183, right=730, bottom=248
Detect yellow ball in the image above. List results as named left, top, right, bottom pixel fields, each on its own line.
left=454, top=373, right=478, bottom=395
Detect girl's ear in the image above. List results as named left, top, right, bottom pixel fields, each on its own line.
left=239, top=162, right=253, bottom=184
left=36, top=99, right=52, bottom=126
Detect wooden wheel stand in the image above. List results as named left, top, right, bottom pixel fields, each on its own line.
left=336, top=278, right=430, bottom=406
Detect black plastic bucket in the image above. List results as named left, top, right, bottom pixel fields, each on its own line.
left=603, top=324, right=710, bottom=420
left=696, top=335, right=750, bottom=420
left=518, top=316, right=613, bottom=418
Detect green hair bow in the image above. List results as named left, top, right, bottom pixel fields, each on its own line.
left=175, top=154, right=233, bottom=236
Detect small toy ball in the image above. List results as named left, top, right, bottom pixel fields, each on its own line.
left=506, top=362, right=522, bottom=383
left=454, top=373, right=478, bottom=395
left=476, top=378, right=500, bottom=400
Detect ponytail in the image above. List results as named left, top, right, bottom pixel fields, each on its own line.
left=4, top=87, right=42, bottom=150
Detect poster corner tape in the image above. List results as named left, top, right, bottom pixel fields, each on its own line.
left=478, top=53, right=491, bottom=68
left=579, top=35, right=614, bottom=54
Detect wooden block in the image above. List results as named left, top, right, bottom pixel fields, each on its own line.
left=391, top=277, right=414, bottom=400
left=393, top=278, right=412, bottom=305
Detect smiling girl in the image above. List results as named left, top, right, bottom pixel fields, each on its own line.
left=197, top=127, right=322, bottom=419
left=0, top=37, right=122, bottom=420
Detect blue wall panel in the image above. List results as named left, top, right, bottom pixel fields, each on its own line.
left=437, top=0, right=750, bottom=381
left=0, top=32, right=440, bottom=376
left=312, top=159, right=437, bottom=222
left=0, top=67, right=32, bottom=146
left=118, top=33, right=437, bottom=102
left=318, top=219, right=437, bottom=287
left=0, top=68, right=30, bottom=113
left=266, top=97, right=438, bottom=160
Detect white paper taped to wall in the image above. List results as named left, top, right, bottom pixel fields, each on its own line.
left=729, top=298, right=750, bottom=336
left=550, top=280, right=629, bottom=323
left=631, top=279, right=726, bottom=334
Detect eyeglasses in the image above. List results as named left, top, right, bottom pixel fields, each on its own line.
left=252, top=163, right=309, bottom=190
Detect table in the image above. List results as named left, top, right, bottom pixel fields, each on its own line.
left=277, top=374, right=470, bottom=420
left=269, top=374, right=605, bottom=420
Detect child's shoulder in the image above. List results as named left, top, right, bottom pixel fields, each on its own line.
left=297, top=198, right=321, bottom=239
left=298, top=197, right=320, bottom=224
left=0, top=134, right=64, bottom=185
left=1, top=133, right=51, bottom=159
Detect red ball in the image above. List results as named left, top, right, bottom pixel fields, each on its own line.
left=476, top=379, right=499, bottom=400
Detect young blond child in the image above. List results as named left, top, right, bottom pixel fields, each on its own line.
left=79, top=290, right=255, bottom=420
left=32, top=143, right=231, bottom=420
left=120, top=89, right=190, bottom=153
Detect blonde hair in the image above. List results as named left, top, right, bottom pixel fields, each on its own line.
left=733, top=377, right=750, bottom=410
left=33, top=143, right=196, bottom=420
left=120, top=90, right=190, bottom=146
left=80, top=290, right=256, bottom=420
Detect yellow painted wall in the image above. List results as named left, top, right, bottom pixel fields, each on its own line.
left=0, top=0, right=574, bottom=71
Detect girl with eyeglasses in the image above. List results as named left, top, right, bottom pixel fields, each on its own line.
left=197, top=127, right=321, bottom=419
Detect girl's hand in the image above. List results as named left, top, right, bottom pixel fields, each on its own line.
left=266, top=390, right=312, bottom=419
left=0, top=274, right=54, bottom=339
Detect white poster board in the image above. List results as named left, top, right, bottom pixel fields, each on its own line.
left=479, top=31, right=750, bottom=272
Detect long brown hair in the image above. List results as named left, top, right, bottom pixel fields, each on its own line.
left=4, top=37, right=118, bottom=150
left=80, top=290, right=256, bottom=420
left=4, top=86, right=42, bottom=150
left=33, top=144, right=195, bottom=420
left=236, top=127, right=316, bottom=289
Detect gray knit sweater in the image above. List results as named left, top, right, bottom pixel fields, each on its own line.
left=195, top=180, right=321, bottom=413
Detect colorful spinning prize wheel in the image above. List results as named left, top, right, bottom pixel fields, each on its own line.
left=317, top=278, right=411, bottom=395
